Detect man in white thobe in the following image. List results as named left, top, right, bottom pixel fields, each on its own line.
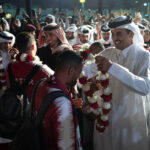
left=76, top=25, right=93, bottom=45
left=97, top=24, right=114, bottom=48
left=94, top=15, right=150, bottom=150
left=0, top=31, right=16, bottom=149
left=65, top=24, right=78, bottom=46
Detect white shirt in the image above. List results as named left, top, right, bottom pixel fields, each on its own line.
left=94, top=44, right=150, bottom=150
left=0, top=50, right=12, bottom=143
left=0, top=50, right=11, bottom=69
left=68, top=38, right=78, bottom=46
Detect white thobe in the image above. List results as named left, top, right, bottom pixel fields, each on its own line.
left=94, top=44, right=150, bottom=150
left=0, top=50, right=11, bottom=69
left=68, top=38, right=78, bottom=46
left=0, top=50, right=12, bottom=143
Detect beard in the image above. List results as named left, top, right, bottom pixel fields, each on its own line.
left=67, top=36, right=74, bottom=40
left=81, top=40, right=88, bottom=44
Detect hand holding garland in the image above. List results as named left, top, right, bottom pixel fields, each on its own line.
left=95, top=55, right=112, bottom=73
left=76, top=45, right=112, bottom=133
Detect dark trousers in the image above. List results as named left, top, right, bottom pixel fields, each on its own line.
left=0, top=143, right=11, bottom=150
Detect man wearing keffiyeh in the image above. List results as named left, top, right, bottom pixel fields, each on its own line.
left=94, top=15, right=150, bottom=150
left=37, top=23, right=72, bottom=70
left=0, top=31, right=18, bottom=93
left=0, top=31, right=18, bottom=150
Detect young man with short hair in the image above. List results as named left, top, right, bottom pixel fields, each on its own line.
left=6, top=32, right=53, bottom=100
left=34, top=50, right=83, bottom=150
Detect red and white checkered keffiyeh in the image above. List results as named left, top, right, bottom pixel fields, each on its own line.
left=44, top=23, right=73, bottom=51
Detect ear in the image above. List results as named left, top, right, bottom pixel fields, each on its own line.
left=67, top=66, right=74, bottom=76
left=31, top=44, right=34, bottom=50
left=129, top=31, right=134, bottom=39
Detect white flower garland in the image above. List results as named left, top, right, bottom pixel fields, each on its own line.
left=18, top=53, right=42, bottom=65
left=79, top=56, right=112, bottom=133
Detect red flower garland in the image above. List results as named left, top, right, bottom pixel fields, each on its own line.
left=26, top=54, right=33, bottom=61
left=79, top=76, right=88, bottom=84
left=16, top=53, right=34, bottom=62
left=101, top=79, right=109, bottom=87
left=81, top=50, right=91, bottom=61
left=101, top=94, right=112, bottom=102
left=79, top=72, right=112, bottom=133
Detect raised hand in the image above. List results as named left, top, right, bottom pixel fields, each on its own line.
left=8, top=47, right=19, bottom=59
left=95, top=55, right=112, bottom=73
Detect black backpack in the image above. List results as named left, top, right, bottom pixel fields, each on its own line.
left=11, top=78, right=69, bottom=150
left=0, top=63, right=40, bottom=139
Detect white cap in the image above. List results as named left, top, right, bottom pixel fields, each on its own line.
left=78, top=26, right=91, bottom=35
left=0, top=31, right=15, bottom=46
left=66, top=24, right=77, bottom=33
left=109, top=16, right=144, bottom=47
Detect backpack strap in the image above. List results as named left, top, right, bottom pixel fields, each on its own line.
left=7, top=63, right=16, bottom=87
left=19, top=65, right=41, bottom=92
left=30, top=78, right=69, bottom=126
left=8, top=63, right=41, bottom=94
left=35, top=91, right=69, bottom=127
left=30, top=78, right=47, bottom=118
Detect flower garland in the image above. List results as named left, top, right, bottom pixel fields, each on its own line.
left=75, top=43, right=95, bottom=62
left=79, top=70, right=112, bottom=133
left=0, top=52, right=42, bottom=92
left=77, top=45, right=112, bottom=133
left=16, top=53, right=42, bottom=64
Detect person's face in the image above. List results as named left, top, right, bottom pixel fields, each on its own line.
left=97, top=14, right=101, bottom=19
left=102, top=32, right=111, bottom=41
left=31, top=40, right=37, bottom=56
left=67, top=64, right=82, bottom=87
left=68, top=18, right=72, bottom=24
left=0, top=42, right=12, bottom=52
left=74, top=9, right=77, bottom=14
left=144, top=31, right=150, bottom=42
left=66, top=32, right=74, bottom=40
left=0, top=8, right=3, bottom=14
left=79, top=34, right=90, bottom=44
left=134, top=17, right=141, bottom=24
left=44, top=31, right=59, bottom=47
left=0, top=25, right=3, bottom=32
left=30, top=31, right=36, bottom=36
left=111, top=28, right=133, bottom=50
left=140, top=30, right=145, bottom=37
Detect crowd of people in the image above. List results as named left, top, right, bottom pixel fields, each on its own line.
left=0, top=3, right=150, bottom=150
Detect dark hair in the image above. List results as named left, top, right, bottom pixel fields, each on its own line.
left=90, top=42, right=104, bottom=50
left=55, top=50, right=82, bottom=72
left=89, top=42, right=104, bottom=54
left=15, top=32, right=35, bottom=53
left=144, top=29, right=150, bottom=34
